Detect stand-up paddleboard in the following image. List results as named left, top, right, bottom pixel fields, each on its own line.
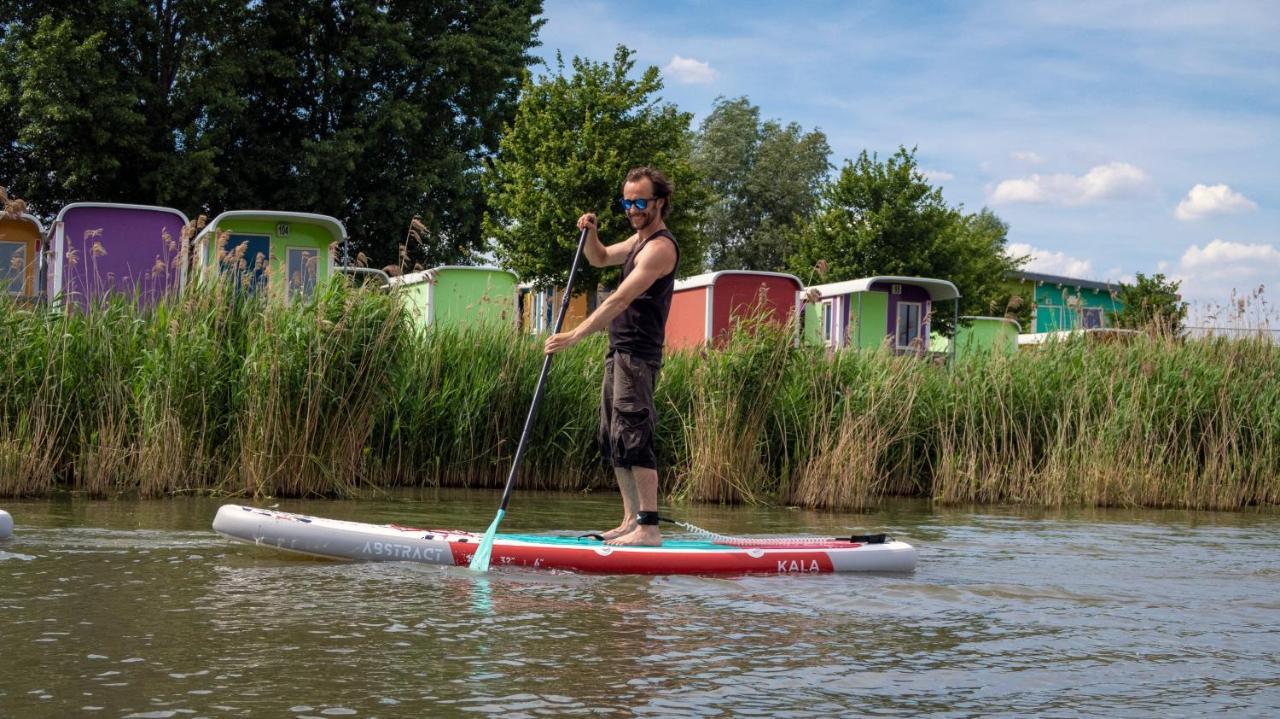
left=0, top=509, right=12, bottom=540
left=212, top=504, right=916, bottom=574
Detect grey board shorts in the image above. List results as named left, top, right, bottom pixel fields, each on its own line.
left=598, top=350, right=662, bottom=470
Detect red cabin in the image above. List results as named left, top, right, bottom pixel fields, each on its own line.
left=666, top=271, right=803, bottom=351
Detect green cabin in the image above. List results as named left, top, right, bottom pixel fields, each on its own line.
left=930, top=316, right=1021, bottom=358
left=1006, top=271, right=1123, bottom=333
left=388, top=265, right=518, bottom=330
left=194, top=211, right=343, bottom=299
left=800, top=276, right=960, bottom=354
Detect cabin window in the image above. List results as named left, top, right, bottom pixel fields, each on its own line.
left=821, top=299, right=836, bottom=347
left=1, top=241, right=27, bottom=295
left=896, top=301, right=923, bottom=349
left=220, top=233, right=270, bottom=294
left=287, top=247, right=319, bottom=299
left=1081, top=307, right=1103, bottom=329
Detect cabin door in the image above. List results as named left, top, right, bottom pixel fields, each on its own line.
left=895, top=301, right=924, bottom=350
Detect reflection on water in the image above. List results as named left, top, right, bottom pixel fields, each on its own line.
left=1, top=491, right=1278, bottom=717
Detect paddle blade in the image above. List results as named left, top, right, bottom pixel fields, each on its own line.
left=468, top=508, right=505, bottom=572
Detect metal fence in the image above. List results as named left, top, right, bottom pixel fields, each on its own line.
left=1183, top=326, right=1280, bottom=343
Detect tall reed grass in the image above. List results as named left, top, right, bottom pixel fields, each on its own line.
left=0, top=282, right=1276, bottom=511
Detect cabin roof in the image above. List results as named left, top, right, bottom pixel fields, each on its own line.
left=806, top=276, right=961, bottom=301
left=1017, top=328, right=1140, bottom=345
left=388, top=265, right=514, bottom=288
left=195, top=210, right=347, bottom=243
left=54, top=202, right=189, bottom=227
left=1009, top=270, right=1118, bottom=293
left=674, top=270, right=802, bottom=292
left=1, top=212, right=45, bottom=235
left=963, top=315, right=1022, bottom=332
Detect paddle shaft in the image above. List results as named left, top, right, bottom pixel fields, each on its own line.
left=496, top=226, right=590, bottom=512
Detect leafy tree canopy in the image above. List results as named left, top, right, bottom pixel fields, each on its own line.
left=0, top=1, right=543, bottom=268
left=0, top=1, right=227, bottom=208
left=790, top=146, right=1023, bottom=333
left=485, top=45, right=706, bottom=292
left=691, top=96, right=830, bottom=272
left=1113, top=272, right=1188, bottom=334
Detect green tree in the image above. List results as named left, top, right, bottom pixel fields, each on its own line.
left=790, top=147, right=1022, bottom=333
left=485, top=45, right=706, bottom=293
left=1113, top=272, right=1187, bottom=333
left=0, top=1, right=234, bottom=210
left=200, top=1, right=543, bottom=267
left=0, top=1, right=543, bottom=267
left=692, top=96, right=830, bottom=271
left=1000, top=284, right=1036, bottom=333
left=952, top=209, right=1033, bottom=323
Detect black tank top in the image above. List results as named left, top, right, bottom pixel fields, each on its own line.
left=608, top=229, right=679, bottom=361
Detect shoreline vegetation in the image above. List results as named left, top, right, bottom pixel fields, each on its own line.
left=1, top=280, right=1276, bottom=512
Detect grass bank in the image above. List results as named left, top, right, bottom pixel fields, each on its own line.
left=1, top=281, right=1277, bottom=511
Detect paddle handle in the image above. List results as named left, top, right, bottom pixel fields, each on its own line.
left=496, top=226, right=590, bottom=512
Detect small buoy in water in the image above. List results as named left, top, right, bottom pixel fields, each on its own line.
left=0, top=509, right=12, bottom=539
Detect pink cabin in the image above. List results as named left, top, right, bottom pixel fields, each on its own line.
left=665, top=270, right=803, bottom=351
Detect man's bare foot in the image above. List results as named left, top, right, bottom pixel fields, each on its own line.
left=600, top=521, right=636, bottom=541
left=605, top=526, right=662, bottom=547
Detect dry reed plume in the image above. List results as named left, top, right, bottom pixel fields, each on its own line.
left=0, top=273, right=1277, bottom=511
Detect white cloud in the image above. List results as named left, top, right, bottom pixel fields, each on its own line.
left=921, top=169, right=954, bottom=183
left=1012, top=150, right=1045, bottom=164
left=990, top=162, right=1153, bottom=206
left=1103, top=266, right=1134, bottom=285
left=1163, top=239, right=1280, bottom=307
left=1008, top=242, right=1094, bottom=278
left=1179, top=239, right=1280, bottom=274
left=1174, top=184, right=1258, bottom=221
left=663, top=55, right=718, bottom=85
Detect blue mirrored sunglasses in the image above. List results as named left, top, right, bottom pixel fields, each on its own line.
left=619, top=197, right=657, bottom=211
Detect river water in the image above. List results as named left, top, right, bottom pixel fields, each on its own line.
left=1, top=490, right=1277, bottom=718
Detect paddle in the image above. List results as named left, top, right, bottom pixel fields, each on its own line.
left=469, top=226, right=590, bottom=572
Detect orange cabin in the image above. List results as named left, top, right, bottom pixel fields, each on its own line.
left=0, top=213, right=45, bottom=299
left=520, top=284, right=596, bottom=334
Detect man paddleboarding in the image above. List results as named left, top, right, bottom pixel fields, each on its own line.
left=543, top=166, right=680, bottom=547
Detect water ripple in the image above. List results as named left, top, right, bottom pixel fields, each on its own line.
left=1, top=496, right=1278, bottom=717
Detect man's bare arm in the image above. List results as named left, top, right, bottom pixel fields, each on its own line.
left=544, top=237, right=677, bottom=353
left=578, top=213, right=636, bottom=268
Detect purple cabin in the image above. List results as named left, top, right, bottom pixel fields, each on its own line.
left=801, top=275, right=960, bottom=355
left=46, top=203, right=191, bottom=307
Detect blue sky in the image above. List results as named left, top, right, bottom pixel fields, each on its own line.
left=534, top=0, right=1279, bottom=316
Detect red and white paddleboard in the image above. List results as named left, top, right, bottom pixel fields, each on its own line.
left=212, top=504, right=916, bottom=575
